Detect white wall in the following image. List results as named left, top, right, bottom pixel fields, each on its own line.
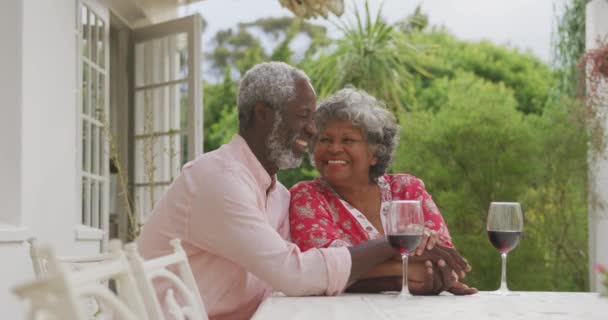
left=21, top=0, right=80, bottom=247
left=0, top=1, right=31, bottom=318
left=0, top=0, right=104, bottom=318
left=0, top=0, right=23, bottom=228
left=586, top=0, right=608, bottom=292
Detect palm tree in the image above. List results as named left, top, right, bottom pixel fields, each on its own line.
left=304, top=1, right=429, bottom=115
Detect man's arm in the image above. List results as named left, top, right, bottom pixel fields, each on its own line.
left=187, top=168, right=352, bottom=296
left=346, top=238, right=395, bottom=285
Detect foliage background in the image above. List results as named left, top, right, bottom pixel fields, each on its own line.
left=201, top=1, right=592, bottom=291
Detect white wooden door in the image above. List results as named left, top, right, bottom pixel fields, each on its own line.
left=131, top=15, right=204, bottom=225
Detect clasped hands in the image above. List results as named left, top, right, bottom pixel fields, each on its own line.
left=406, top=230, right=477, bottom=295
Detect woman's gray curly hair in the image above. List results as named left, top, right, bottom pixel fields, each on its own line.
left=237, top=61, right=311, bottom=132
left=315, top=87, right=400, bottom=182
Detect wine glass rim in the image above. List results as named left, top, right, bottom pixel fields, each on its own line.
left=490, top=202, right=521, bottom=205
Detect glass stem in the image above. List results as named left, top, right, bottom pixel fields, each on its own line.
left=499, top=252, right=509, bottom=292
left=400, top=253, right=409, bottom=296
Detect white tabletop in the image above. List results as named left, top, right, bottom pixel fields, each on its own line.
left=252, top=291, right=608, bottom=320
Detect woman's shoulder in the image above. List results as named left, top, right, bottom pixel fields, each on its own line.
left=290, top=179, right=319, bottom=192
left=289, top=178, right=327, bottom=198
left=384, top=173, right=425, bottom=187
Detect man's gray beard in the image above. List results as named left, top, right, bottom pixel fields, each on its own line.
left=266, top=112, right=303, bottom=170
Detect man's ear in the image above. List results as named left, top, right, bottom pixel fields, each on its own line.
left=253, top=102, right=273, bottom=126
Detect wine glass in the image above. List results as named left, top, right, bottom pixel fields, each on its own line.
left=486, top=202, right=523, bottom=295
left=386, top=200, right=424, bottom=297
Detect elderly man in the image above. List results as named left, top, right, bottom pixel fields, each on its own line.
left=136, top=62, right=455, bottom=320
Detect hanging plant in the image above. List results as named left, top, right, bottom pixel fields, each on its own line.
left=576, top=36, right=608, bottom=157
left=578, top=36, right=608, bottom=109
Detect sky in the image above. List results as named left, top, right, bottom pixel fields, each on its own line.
left=182, top=0, right=568, bottom=78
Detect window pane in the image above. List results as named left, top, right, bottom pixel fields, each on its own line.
left=135, top=185, right=168, bottom=223
left=170, top=134, right=181, bottom=179
left=134, top=137, right=166, bottom=184
left=91, top=125, right=98, bottom=174
left=179, top=82, right=189, bottom=164
left=82, top=120, right=89, bottom=172
left=99, top=125, right=105, bottom=176
left=97, top=18, right=104, bottom=67
left=90, top=11, right=96, bottom=62
left=99, top=180, right=105, bottom=228
left=81, top=5, right=88, bottom=57
left=90, top=68, right=97, bottom=117
left=82, top=65, right=88, bottom=115
left=91, top=180, right=98, bottom=228
left=83, top=176, right=91, bottom=225
left=97, top=73, right=104, bottom=121
left=81, top=177, right=86, bottom=224
left=134, top=33, right=188, bottom=88
left=135, top=84, right=186, bottom=135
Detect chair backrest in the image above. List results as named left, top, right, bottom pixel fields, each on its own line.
left=27, top=237, right=115, bottom=278
left=124, top=239, right=208, bottom=320
left=14, top=240, right=149, bottom=320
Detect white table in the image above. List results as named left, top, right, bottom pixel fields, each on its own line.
left=252, top=292, right=607, bottom=320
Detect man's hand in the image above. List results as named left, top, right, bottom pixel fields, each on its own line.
left=410, top=260, right=477, bottom=295
left=448, top=279, right=478, bottom=295
left=409, top=260, right=443, bottom=295
left=411, top=244, right=472, bottom=280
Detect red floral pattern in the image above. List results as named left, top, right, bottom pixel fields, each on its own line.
left=289, top=174, right=453, bottom=252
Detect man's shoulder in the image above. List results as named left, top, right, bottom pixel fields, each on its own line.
left=183, top=145, right=241, bottom=177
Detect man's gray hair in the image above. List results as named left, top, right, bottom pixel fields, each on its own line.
left=237, top=62, right=311, bottom=132
left=315, top=87, right=400, bottom=182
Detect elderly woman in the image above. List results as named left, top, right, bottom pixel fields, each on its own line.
left=289, top=88, right=476, bottom=294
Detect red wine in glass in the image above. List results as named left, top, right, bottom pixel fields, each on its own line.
left=388, top=234, right=423, bottom=254
left=487, top=231, right=521, bottom=253
left=386, top=200, right=424, bottom=298
left=486, top=202, right=524, bottom=295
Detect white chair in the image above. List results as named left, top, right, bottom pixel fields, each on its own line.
left=27, top=237, right=115, bottom=278
left=27, top=237, right=120, bottom=319
left=13, top=240, right=149, bottom=320
left=124, top=239, right=208, bottom=320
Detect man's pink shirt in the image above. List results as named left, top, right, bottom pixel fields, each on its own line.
left=136, top=135, right=351, bottom=320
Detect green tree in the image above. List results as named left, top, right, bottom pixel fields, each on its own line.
left=404, top=30, right=554, bottom=115
left=522, top=96, right=590, bottom=291
left=207, top=17, right=329, bottom=78
left=204, top=68, right=237, bottom=151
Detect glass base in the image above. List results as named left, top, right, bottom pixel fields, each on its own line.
left=396, top=291, right=413, bottom=298
left=394, top=291, right=421, bottom=299
left=487, top=289, right=519, bottom=296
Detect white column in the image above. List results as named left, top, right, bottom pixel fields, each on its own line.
left=0, top=0, right=24, bottom=230
left=586, top=0, right=608, bottom=292
left=0, top=2, right=29, bottom=320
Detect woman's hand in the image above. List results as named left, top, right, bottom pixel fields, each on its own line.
left=414, top=229, right=439, bottom=256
